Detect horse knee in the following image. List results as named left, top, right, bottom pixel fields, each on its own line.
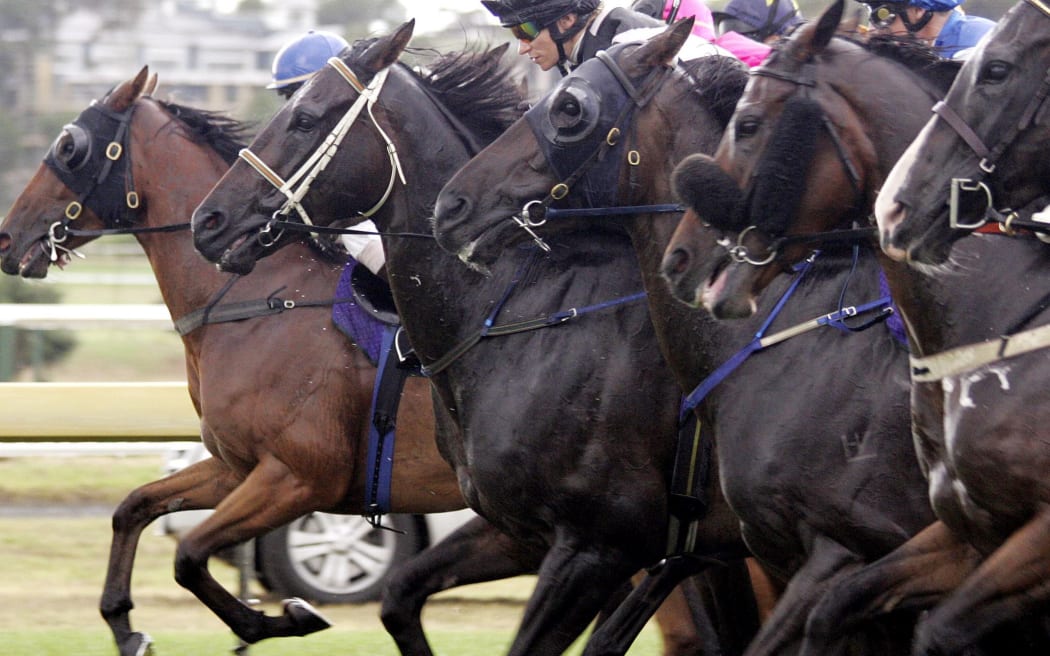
left=110, top=488, right=154, bottom=533
left=379, top=576, right=424, bottom=634
left=173, top=541, right=207, bottom=589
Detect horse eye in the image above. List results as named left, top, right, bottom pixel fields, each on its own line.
left=551, top=95, right=584, bottom=131
left=734, top=117, right=761, bottom=139
left=980, top=60, right=1011, bottom=84
left=54, top=126, right=90, bottom=170
left=291, top=111, right=316, bottom=132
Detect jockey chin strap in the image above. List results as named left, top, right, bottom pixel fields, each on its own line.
left=238, top=59, right=405, bottom=241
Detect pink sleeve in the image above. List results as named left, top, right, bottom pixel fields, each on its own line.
left=714, top=31, right=772, bottom=67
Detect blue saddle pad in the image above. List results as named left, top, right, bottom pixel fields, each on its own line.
left=333, top=257, right=386, bottom=366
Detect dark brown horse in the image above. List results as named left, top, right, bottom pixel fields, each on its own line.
left=433, top=19, right=932, bottom=656
left=0, top=66, right=501, bottom=656
left=667, top=1, right=1050, bottom=652
left=189, top=21, right=757, bottom=656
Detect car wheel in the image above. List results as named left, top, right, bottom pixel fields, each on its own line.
left=255, top=513, right=423, bottom=604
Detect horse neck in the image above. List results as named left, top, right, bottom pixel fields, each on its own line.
left=130, top=116, right=341, bottom=347
left=879, top=236, right=1050, bottom=358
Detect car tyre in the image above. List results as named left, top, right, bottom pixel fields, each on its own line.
left=256, top=512, right=424, bottom=604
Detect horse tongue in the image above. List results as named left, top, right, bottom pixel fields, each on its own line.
left=704, top=259, right=757, bottom=320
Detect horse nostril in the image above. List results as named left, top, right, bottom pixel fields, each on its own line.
left=661, top=247, right=691, bottom=279
left=0, top=233, right=11, bottom=254
left=197, top=210, right=225, bottom=234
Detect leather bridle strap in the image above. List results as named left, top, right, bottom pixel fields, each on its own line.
left=238, top=60, right=404, bottom=229
left=932, top=100, right=993, bottom=171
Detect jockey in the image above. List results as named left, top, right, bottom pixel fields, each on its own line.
left=481, top=0, right=665, bottom=75
left=632, top=0, right=772, bottom=66
left=712, top=0, right=804, bottom=44
left=859, top=0, right=996, bottom=59
left=268, top=30, right=385, bottom=275
left=267, top=30, right=349, bottom=99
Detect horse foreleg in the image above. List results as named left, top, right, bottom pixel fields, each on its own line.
left=744, top=534, right=867, bottom=656
left=172, top=458, right=333, bottom=645
left=506, top=539, right=640, bottom=656
left=100, top=456, right=240, bottom=656
left=381, top=515, right=543, bottom=656
left=582, top=555, right=714, bottom=656
left=913, top=508, right=1050, bottom=656
left=799, top=521, right=979, bottom=656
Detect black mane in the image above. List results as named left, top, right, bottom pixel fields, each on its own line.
left=681, top=56, right=749, bottom=129
left=862, top=34, right=962, bottom=94
left=156, top=100, right=252, bottom=165
left=412, top=47, right=525, bottom=145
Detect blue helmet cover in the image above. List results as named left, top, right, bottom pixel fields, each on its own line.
left=269, top=30, right=350, bottom=89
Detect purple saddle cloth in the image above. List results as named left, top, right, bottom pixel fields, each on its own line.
left=333, top=258, right=387, bottom=366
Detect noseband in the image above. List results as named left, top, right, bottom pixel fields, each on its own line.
left=935, top=0, right=1050, bottom=235
left=237, top=57, right=406, bottom=245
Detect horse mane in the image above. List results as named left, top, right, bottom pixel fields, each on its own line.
left=155, top=99, right=253, bottom=165
left=410, top=47, right=525, bottom=145
left=681, top=56, right=749, bottom=129
left=859, top=34, right=962, bottom=94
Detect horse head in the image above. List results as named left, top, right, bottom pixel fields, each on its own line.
left=664, top=0, right=958, bottom=317
left=0, top=66, right=157, bottom=278
left=432, top=19, right=737, bottom=270
left=876, top=0, right=1050, bottom=263
left=191, top=20, right=416, bottom=274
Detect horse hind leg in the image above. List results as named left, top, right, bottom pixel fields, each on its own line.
left=913, top=508, right=1050, bottom=656
left=380, top=515, right=544, bottom=656
left=799, top=521, right=980, bottom=656
left=172, top=458, right=334, bottom=645
left=100, top=456, right=240, bottom=656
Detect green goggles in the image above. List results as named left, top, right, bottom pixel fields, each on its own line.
left=866, top=4, right=900, bottom=29
left=509, top=20, right=544, bottom=41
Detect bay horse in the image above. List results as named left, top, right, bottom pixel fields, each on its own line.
left=0, top=66, right=544, bottom=656
left=433, top=18, right=932, bottom=656
left=189, top=20, right=758, bottom=656
left=666, top=1, right=1050, bottom=652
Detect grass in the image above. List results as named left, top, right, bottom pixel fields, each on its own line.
left=0, top=457, right=664, bottom=655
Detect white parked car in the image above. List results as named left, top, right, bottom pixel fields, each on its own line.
left=157, top=443, right=475, bottom=604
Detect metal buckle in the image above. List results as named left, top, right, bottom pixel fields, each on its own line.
left=949, top=177, right=993, bottom=229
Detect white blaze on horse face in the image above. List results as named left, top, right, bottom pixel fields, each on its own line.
left=875, top=120, right=934, bottom=261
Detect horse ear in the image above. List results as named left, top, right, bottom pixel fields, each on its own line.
left=791, top=0, right=844, bottom=61
left=630, top=16, right=694, bottom=73
left=106, top=66, right=151, bottom=112
left=357, top=19, right=415, bottom=77
left=143, top=71, right=159, bottom=97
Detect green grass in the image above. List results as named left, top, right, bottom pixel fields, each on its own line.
left=0, top=458, right=663, bottom=655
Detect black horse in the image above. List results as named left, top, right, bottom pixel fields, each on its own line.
left=189, top=21, right=756, bottom=656
left=668, top=1, right=1050, bottom=652
left=433, top=19, right=933, bottom=655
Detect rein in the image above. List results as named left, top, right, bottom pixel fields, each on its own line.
left=679, top=251, right=894, bottom=418
left=420, top=248, right=648, bottom=376
left=238, top=58, right=405, bottom=243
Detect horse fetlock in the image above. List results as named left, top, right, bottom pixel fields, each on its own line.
left=118, top=631, right=153, bottom=656
left=283, top=597, right=332, bottom=636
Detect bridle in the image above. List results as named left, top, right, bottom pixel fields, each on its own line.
left=934, top=0, right=1050, bottom=236
left=237, top=56, right=406, bottom=247
left=726, top=55, right=868, bottom=266
left=511, top=45, right=680, bottom=251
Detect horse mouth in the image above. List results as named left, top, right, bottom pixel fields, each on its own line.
left=217, top=233, right=260, bottom=275
left=10, top=237, right=68, bottom=279
left=703, top=258, right=759, bottom=320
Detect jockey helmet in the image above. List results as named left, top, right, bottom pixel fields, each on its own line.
left=712, top=0, right=803, bottom=41
left=481, top=0, right=601, bottom=33
left=268, top=30, right=350, bottom=91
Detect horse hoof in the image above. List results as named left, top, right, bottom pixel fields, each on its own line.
left=282, top=597, right=332, bottom=636
left=121, top=632, right=154, bottom=656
